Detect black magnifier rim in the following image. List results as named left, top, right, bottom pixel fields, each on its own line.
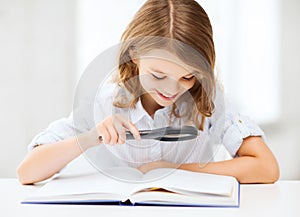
left=126, top=125, right=198, bottom=142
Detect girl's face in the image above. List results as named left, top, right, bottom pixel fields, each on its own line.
left=136, top=49, right=196, bottom=107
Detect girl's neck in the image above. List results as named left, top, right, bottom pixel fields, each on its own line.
left=140, top=93, right=163, bottom=118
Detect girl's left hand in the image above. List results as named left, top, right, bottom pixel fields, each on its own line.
left=137, top=160, right=179, bottom=173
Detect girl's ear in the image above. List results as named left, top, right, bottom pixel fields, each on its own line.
left=129, top=49, right=138, bottom=65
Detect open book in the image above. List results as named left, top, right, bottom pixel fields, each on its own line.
left=22, top=167, right=240, bottom=207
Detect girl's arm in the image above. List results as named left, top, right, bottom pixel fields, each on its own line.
left=17, top=130, right=99, bottom=185
left=17, top=114, right=140, bottom=185
left=138, top=136, right=280, bottom=184
left=180, top=136, right=280, bottom=183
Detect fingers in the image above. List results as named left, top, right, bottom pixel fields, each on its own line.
left=97, top=114, right=140, bottom=145
left=106, top=126, right=118, bottom=145
left=117, top=115, right=141, bottom=140
left=114, top=122, right=126, bottom=144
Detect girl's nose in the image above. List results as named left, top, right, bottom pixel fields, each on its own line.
left=164, top=77, right=180, bottom=95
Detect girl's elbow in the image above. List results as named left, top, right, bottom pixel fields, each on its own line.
left=270, top=164, right=280, bottom=183
left=17, top=163, right=35, bottom=185
left=263, top=159, right=280, bottom=183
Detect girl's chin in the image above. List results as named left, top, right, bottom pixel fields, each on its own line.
left=156, top=101, right=173, bottom=107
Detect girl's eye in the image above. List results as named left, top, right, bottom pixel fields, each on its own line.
left=152, top=74, right=166, bottom=80
left=182, top=76, right=195, bottom=81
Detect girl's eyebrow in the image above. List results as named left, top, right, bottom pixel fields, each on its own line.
left=149, top=67, right=194, bottom=77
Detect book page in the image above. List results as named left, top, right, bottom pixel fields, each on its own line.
left=128, top=168, right=236, bottom=197
left=101, top=166, right=145, bottom=182
left=24, top=167, right=144, bottom=202
left=129, top=180, right=239, bottom=206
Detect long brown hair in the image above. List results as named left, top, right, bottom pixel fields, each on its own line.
left=115, top=0, right=216, bottom=130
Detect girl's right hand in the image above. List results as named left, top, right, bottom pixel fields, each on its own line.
left=96, top=114, right=140, bottom=145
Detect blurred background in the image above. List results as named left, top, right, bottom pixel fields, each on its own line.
left=0, top=0, right=299, bottom=179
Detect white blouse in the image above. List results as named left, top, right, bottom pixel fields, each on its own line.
left=28, top=81, right=266, bottom=168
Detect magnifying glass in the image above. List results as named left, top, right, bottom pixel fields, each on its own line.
left=126, top=125, right=198, bottom=142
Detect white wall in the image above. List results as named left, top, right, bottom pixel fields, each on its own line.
left=262, top=0, right=300, bottom=180
left=75, top=0, right=145, bottom=80
left=0, top=0, right=76, bottom=177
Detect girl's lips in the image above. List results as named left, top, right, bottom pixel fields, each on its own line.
left=156, top=90, right=178, bottom=100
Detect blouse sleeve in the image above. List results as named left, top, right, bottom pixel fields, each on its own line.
left=27, top=102, right=95, bottom=151
left=208, top=86, right=266, bottom=157
left=27, top=82, right=117, bottom=151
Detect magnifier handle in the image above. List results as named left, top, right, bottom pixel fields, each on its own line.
left=126, top=126, right=198, bottom=141
left=126, top=129, right=164, bottom=140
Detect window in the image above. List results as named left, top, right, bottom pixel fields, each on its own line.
left=200, top=0, right=280, bottom=124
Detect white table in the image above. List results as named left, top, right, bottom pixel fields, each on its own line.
left=0, top=179, right=299, bottom=217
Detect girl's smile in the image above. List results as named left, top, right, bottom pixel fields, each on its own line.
left=156, top=90, right=178, bottom=101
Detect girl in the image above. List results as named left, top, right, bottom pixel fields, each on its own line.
left=17, top=0, right=279, bottom=184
